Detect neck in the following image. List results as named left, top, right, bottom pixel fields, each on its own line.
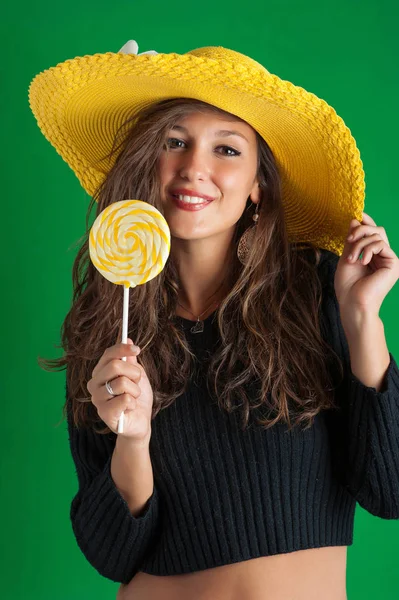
left=172, top=235, right=235, bottom=317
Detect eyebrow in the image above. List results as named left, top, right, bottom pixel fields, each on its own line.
left=170, top=124, right=249, bottom=143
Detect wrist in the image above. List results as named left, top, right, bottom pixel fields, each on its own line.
left=339, top=306, right=383, bottom=337
left=116, top=431, right=152, bottom=451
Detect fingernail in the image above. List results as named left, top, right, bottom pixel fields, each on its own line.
left=348, top=234, right=353, bottom=240
left=130, top=345, right=140, bottom=352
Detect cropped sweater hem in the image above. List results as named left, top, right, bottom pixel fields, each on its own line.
left=66, top=248, right=399, bottom=583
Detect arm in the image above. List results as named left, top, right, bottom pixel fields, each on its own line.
left=319, top=250, right=399, bottom=519
left=66, top=383, right=163, bottom=583
left=111, top=435, right=155, bottom=517
left=340, top=310, right=390, bottom=393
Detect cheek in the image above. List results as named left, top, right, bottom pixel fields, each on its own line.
left=217, top=164, right=251, bottom=190
left=220, top=173, right=239, bottom=190
left=219, top=177, right=252, bottom=207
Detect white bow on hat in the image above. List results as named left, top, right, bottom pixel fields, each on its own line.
left=118, top=40, right=158, bottom=56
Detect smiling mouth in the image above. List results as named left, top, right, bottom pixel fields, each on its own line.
left=169, top=193, right=214, bottom=211
left=171, top=194, right=214, bottom=205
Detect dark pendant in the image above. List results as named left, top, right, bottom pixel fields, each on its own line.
left=190, top=319, right=204, bottom=334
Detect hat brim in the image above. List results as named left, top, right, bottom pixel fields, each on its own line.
left=28, top=51, right=365, bottom=255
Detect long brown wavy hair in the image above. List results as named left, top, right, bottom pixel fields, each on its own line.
left=39, top=97, right=344, bottom=434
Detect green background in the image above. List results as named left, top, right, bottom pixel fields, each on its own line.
left=3, top=0, right=399, bottom=598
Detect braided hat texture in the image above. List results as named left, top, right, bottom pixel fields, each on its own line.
left=28, top=41, right=365, bottom=255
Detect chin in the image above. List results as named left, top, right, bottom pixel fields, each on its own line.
left=171, top=233, right=207, bottom=241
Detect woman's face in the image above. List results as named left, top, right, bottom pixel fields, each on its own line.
left=158, top=111, right=260, bottom=242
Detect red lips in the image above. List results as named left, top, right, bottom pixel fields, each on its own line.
left=170, top=188, right=215, bottom=202
left=169, top=195, right=211, bottom=211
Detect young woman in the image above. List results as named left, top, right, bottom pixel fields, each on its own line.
left=29, top=41, right=399, bottom=600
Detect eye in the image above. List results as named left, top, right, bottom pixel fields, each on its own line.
left=220, top=146, right=241, bottom=157
left=164, top=138, right=241, bottom=156
left=165, top=138, right=186, bottom=149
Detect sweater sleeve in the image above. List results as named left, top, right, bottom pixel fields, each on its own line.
left=66, top=381, right=163, bottom=583
left=318, top=249, right=399, bottom=519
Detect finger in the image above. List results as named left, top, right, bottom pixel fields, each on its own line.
left=97, top=393, right=137, bottom=425
left=347, top=218, right=363, bottom=239
left=347, top=233, right=383, bottom=261
left=360, top=240, right=397, bottom=265
left=95, top=359, right=142, bottom=389
left=344, top=219, right=363, bottom=259
left=360, top=211, right=377, bottom=226
left=92, top=342, right=140, bottom=378
left=98, top=375, right=141, bottom=402
left=123, top=346, right=142, bottom=366
left=348, top=233, right=389, bottom=260
left=347, top=223, right=389, bottom=246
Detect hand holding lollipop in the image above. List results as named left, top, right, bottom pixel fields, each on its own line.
left=89, top=199, right=170, bottom=433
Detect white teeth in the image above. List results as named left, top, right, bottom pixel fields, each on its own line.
left=176, top=194, right=209, bottom=204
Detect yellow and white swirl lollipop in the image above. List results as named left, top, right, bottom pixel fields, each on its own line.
left=89, top=199, right=171, bottom=433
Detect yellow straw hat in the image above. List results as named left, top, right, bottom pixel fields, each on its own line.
left=28, top=39, right=365, bottom=256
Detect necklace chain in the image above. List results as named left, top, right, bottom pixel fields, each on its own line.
left=176, top=278, right=226, bottom=332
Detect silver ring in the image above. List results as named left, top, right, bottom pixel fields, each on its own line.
left=105, top=380, right=116, bottom=396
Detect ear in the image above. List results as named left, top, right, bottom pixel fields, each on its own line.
left=249, top=180, right=261, bottom=204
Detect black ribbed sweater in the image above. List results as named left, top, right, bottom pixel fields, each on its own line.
left=66, top=248, right=399, bottom=584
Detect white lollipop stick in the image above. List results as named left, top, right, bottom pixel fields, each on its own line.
left=118, top=284, right=130, bottom=434
left=88, top=200, right=171, bottom=436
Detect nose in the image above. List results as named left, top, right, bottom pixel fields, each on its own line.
left=178, top=146, right=210, bottom=181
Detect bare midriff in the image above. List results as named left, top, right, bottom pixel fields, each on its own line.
left=115, top=546, right=348, bottom=600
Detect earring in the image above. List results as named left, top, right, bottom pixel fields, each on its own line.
left=237, top=202, right=259, bottom=265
